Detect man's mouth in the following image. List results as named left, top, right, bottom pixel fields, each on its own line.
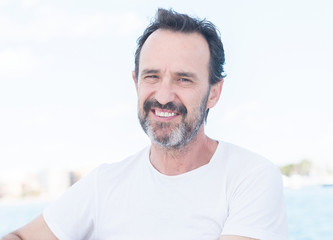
left=143, top=99, right=187, bottom=120
left=153, top=109, right=179, bottom=118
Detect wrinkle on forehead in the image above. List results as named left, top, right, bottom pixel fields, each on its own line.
left=138, top=29, right=210, bottom=82
left=141, top=68, right=198, bottom=80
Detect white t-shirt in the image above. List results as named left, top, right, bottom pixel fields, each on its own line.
left=43, top=142, right=288, bottom=240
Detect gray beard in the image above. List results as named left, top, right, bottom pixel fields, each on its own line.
left=144, top=119, right=190, bottom=149
left=138, top=89, right=210, bottom=149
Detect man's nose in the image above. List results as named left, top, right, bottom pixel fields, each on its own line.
left=154, top=79, right=176, bottom=105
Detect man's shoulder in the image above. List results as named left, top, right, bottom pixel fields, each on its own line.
left=218, top=141, right=278, bottom=174
left=96, top=146, right=150, bottom=179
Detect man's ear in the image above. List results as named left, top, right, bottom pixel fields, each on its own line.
left=207, top=79, right=224, bottom=109
left=132, top=71, right=138, bottom=89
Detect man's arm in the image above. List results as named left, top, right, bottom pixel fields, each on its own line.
left=2, top=215, right=58, bottom=240
left=220, top=236, right=257, bottom=240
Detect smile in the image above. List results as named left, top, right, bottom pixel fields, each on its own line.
left=154, top=109, right=179, bottom=118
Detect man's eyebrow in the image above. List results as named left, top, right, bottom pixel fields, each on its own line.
left=140, top=69, right=197, bottom=79
left=141, top=69, right=160, bottom=75
left=175, top=72, right=196, bottom=78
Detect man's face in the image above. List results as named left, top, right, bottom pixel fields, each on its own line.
left=135, top=29, right=212, bottom=149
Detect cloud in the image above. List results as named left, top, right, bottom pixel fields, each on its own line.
left=223, top=101, right=260, bottom=123
left=0, top=0, right=9, bottom=6
left=0, top=6, right=145, bottom=42
left=20, top=0, right=41, bottom=9
left=0, top=47, right=40, bottom=80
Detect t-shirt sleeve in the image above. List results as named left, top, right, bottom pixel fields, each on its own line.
left=43, top=167, right=99, bottom=240
left=221, top=163, right=289, bottom=240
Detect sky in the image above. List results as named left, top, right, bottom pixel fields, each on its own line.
left=1, top=0, right=332, bottom=173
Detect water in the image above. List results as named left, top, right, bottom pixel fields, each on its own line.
left=0, top=201, right=49, bottom=237
left=285, top=186, right=333, bottom=240
left=1, top=186, right=333, bottom=239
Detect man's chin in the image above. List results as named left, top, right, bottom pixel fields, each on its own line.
left=142, top=120, right=186, bottom=148
left=147, top=132, right=178, bottom=148
left=150, top=134, right=172, bottom=145
left=150, top=131, right=189, bottom=149
left=152, top=139, right=183, bottom=149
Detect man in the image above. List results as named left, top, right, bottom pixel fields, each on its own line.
left=3, top=8, right=288, bottom=240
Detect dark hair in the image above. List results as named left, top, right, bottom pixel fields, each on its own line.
left=134, top=8, right=226, bottom=85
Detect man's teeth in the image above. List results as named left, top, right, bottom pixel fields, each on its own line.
left=155, top=110, right=176, bottom=117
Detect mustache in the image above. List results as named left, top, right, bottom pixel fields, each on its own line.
left=143, top=99, right=187, bottom=116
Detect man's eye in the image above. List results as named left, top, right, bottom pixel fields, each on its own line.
left=146, top=75, right=158, bottom=79
left=179, top=78, right=191, bottom=83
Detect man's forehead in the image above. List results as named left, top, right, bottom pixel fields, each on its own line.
left=142, top=29, right=208, bottom=50
left=138, top=29, right=210, bottom=77
left=141, top=68, right=198, bottom=78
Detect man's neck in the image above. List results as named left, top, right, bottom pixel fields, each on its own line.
left=149, top=128, right=218, bottom=176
